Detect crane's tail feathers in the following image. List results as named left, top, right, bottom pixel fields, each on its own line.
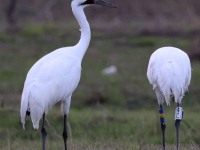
left=20, top=85, right=45, bottom=130
left=153, top=61, right=188, bottom=105
left=29, top=86, right=45, bottom=129
left=20, top=92, right=29, bottom=130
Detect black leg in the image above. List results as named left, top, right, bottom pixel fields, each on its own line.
left=63, top=114, right=68, bottom=150
left=175, top=103, right=183, bottom=150
left=159, top=105, right=166, bottom=150
left=175, top=120, right=181, bottom=150
left=41, top=113, right=47, bottom=150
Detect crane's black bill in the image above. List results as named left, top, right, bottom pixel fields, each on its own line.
left=95, top=0, right=117, bottom=8
left=80, top=0, right=94, bottom=5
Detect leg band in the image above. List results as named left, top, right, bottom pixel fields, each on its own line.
left=159, top=108, right=165, bottom=124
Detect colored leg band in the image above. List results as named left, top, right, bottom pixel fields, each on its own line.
left=159, top=108, right=165, bottom=124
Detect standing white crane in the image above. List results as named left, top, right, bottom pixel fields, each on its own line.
left=20, top=0, right=116, bottom=150
left=147, top=47, right=191, bottom=150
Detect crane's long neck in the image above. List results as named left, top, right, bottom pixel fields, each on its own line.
left=72, top=4, right=91, bottom=61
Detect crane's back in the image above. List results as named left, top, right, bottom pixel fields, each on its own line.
left=147, top=47, right=191, bottom=105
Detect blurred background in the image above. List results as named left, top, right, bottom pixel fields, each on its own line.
left=0, top=0, right=200, bottom=149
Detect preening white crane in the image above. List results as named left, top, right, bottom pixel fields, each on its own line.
left=147, top=46, right=191, bottom=150
left=20, top=0, right=116, bottom=150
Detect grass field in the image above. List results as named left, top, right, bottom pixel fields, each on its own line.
left=0, top=107, right=200, bottom=149
left=0, top=22, right=200, bottom=149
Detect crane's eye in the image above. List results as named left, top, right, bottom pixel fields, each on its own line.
left=80, top=0, right=94, bottom=6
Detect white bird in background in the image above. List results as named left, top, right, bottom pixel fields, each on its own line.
left=20, top=0, right=116, bottom=150
left=147, top=46, right=191, bottom=150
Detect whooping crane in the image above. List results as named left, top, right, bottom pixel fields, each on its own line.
left=20, top=0, right=116, bottom=150
left=147, top=47, right=191, bottom=150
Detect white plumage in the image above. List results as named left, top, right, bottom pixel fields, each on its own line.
left=147, top=46, right=191, bottom=105
left=147, top=46, right=191, bottom=150
left=21, top=48, right=81, bottom=129
left=20, top=0, right=90, bottom=129
left=20, top=0, right=116, bottom=149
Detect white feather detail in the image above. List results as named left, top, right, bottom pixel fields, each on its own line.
left=20, top=52, right=81, bottom=129
left=147, top=47, right=191, bottom=105
left=20, top=0, right=91, bottom=130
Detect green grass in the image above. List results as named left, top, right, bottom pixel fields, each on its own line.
left=0, top=106, right=200, bottom=149
left=0, top=22, right=200, bottom=149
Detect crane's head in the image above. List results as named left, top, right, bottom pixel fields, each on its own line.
left=72, top=0, right=117, bottom=8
